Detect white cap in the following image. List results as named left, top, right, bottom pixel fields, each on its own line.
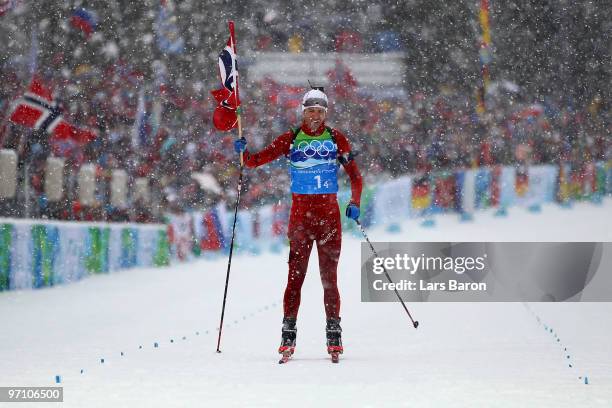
left=301, top=89, right=328, bottom=111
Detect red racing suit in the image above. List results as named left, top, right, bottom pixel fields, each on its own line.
left=243, top=122, right=362, bottom=319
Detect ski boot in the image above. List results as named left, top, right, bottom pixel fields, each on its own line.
left=326, top=317, right=343, bottom=363
left=278, top=317, right=297, bottom=364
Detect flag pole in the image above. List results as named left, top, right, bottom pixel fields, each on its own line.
left=229, top=21, right=244, bottom=165
left=477, top=0, right=492, bottom=115
left=216, top=20, right=243, bottom=353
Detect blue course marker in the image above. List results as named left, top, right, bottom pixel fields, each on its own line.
left=421, top=219, right=436, bottom=228
left=494, top=208, right=507, bottom=217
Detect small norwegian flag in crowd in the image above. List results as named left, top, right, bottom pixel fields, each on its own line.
left=211, top=22, right=240, bottom=131
left=9, top=76, right=96, bottom=144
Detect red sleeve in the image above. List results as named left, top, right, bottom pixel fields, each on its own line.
left=332, top=129, right=363, bottom=207
left=243, top=131, right=293, bottom=168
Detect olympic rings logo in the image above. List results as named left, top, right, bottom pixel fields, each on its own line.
left=296, top=140, right=336, bottom=158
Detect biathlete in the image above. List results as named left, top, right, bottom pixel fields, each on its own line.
left=234, top=88, right=362, bottom=362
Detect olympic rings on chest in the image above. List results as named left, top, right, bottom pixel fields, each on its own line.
left=295, top=140, right=337, bottom=158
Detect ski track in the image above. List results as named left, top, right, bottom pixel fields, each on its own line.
left=1, top=200, right=611, bottom=407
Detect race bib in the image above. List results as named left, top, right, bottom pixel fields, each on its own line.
left=289, top=139, right=339, bottom=194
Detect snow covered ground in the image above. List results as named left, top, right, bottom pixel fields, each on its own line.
left=1, top=200, right=611, bottom=407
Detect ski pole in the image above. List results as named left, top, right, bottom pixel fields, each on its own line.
left=216, top=20, right=244, bottom=353
left=216, top=162, right=243, bottom=352
left=355, top=220, right=419, bottom=329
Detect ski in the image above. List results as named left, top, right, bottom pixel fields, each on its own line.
left=278, top=346, right=294, bottom=364
left=330, top=352, right=340, bottom=363
left=327, top=345, right=343, bottom=363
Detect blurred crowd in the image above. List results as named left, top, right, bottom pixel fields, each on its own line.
left=0, top=0, right=609, bottom=222
left=243, top=79, right=610, bottom=206
left=1, top=64, right=609, bottom=223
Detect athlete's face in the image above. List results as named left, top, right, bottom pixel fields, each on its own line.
left=303, top=107, right=327, bottom=131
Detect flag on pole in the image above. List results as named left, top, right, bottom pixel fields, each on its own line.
left=211, top=23, right=240, bottom=131
left=476, top=0, right=493, bottom=115
left=218, top=37, right=238, bottom=96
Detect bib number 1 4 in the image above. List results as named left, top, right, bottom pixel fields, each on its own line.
left=314, top=175, right=330, bottom=189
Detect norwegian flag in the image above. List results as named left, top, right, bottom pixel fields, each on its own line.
left=211, top=22, right=240, bottom=131
left=9, top=76, right=96, bottom=144
left=218, top=37, right=238, bottom=97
